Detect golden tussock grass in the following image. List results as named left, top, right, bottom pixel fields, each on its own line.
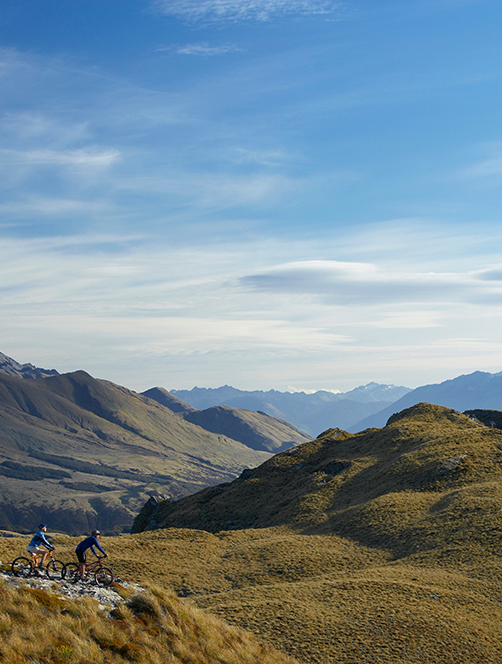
left=0, top=579, right=299, bottom=664
left=3, top=405, right=502, bottom=663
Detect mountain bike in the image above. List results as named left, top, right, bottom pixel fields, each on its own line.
left=11, top=551, right=65, bottom=580
left=65, top=557, right=114, bottom=587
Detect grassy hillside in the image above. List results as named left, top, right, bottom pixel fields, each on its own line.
left=3, top=519, right=502, bottom=664
left=0, top=370, right=270, bottom=534
left=133, top=403, right=502, bottom=552
left=183, top=405, right=312, bottom=452
left=4, top=403, right=502, bottom=663
left=0, top=575, right=298, bottom=664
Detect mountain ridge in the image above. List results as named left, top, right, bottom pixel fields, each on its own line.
left=132, top=401, right=502, bottom=555
left=0, top=351, right=59, bottom=379
left=351, top=370, right=502, bottom=431
left=0, top=369, right=271, bottom=533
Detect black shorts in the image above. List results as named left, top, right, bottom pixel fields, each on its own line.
left=76, top=548, right=86, bottom=564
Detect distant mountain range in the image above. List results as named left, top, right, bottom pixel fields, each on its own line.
left=171, top=372, right=502, bottom=434
left=350, top=370, right=502, bottom=431
left=170, top=383, right=411, bottom=436
left=2, top=349, right=502, bottom=535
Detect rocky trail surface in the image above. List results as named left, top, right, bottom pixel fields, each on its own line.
left=0, top=563, right=143, bottom=610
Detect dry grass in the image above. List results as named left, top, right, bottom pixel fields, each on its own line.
left=0, top=578, right=299, bottom=664
left=4, top=523, right=502, bottom=664
left=3, top=404, right=502, bottom=663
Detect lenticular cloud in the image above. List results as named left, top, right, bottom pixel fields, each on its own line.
left=154, top=0, right=339, bottom=23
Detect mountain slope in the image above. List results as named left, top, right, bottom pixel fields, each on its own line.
left=133, top=402, right=502, bottom=560
left=351, top=370, right=502, bottom=431
left=142, top=386, right=196, bottom=414
left=0, top=576, right=298, bottom=664
left=143, top=388, right=312, bottom=452
left=182, top=405, right=311, bottom=453
left=0, top=371, right=269, bottom=533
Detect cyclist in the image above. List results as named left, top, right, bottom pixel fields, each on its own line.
left=27, top=523, right=55, bottom=571
left=75, top=530, right=107, bottom=580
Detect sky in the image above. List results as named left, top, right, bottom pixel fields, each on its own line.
left=2, top=0, right=502, bottom=393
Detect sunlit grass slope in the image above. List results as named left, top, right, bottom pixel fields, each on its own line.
left=0, top=579, right=299, bottom=664
left=134, top=403, right=502, bottom=560
left=4, top=403, right=502, bottom=663
left=0, top=370, right=270, bottom=533
left=4, top=523, right=502, bottom=664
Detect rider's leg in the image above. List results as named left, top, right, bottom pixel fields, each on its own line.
left=76, top=549, right=86, bottom=579
left=27, top=546, right=40, bottom=571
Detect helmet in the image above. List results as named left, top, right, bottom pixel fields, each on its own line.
left=91, top=530, right=100, bottom=536
left=38, top=523, right=48, bottom=530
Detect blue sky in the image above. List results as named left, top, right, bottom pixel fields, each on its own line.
left=2, top=0, right=502, bottom=392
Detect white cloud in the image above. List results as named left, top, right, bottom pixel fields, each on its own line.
left=0, top=197, right=113, bottom=216
left=240, top=259, right=502, bottom=307
left=370, top=311, right=444, bottom=329
left=0, top=147, right=121, bottom=167
left=475, top=266, right=502, bottom=281
left=173, top=43, right=242, bottom=56
left=153, top=0, right=340, bottom=23
left=460, top=156, right=502, bottom=179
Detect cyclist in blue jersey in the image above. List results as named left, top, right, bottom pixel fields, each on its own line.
left=75, top=530, right=108, bottom=580
left=27, top=523, right=55, bottom=570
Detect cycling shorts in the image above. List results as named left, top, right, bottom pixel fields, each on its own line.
left=27, top=544, right=41, bottom=554
left=76, top=549, right=86, bottom=564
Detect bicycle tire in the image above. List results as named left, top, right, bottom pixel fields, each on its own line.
left=11, top=557, right=32, bottom=578
left=46, top=559, right=65, bottom=581
left=63, top=562, right=80, bottom=582
left=94, top=566, right=113, bottom=587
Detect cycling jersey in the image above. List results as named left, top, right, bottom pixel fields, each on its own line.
left=28, top=530, right=54, bottom=551
left=75, top=535, right=106, bottom=557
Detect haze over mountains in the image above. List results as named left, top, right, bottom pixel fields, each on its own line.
left=172, top=371, right=502, bottom=434
left=171, top=383, right=411, bottom=436
left=142, top=386, right=310, bottom=453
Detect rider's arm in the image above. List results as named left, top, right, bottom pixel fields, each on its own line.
left=91, top=541, right=107, bottom=557
left=37, top=531, right=55, bottom=550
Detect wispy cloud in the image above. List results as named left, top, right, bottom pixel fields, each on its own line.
left=460, top=156, right=502, bottom=179
left=0, top=147, right=121, bottom=167
left=153, top=0, right=341, bottom=23
left=240, top=259, right=502, bottom=307
left=0, top=197, right=113, bottom=217
left=157, top=43, right=242, bottom=56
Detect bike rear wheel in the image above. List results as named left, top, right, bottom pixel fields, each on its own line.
left=11, top=557, right=32, bottom=578
left=94, top=566, right=113, bottom=587
left=46, top=559, right=65, bottom=581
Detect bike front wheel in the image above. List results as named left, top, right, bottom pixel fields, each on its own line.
left=94, top=566, right=114, bottom=587
left=63, top=562, right=79, bottom=582
left=11, top=557, right=32, bottom=578
left=46, top=559, right=65, bottom=581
